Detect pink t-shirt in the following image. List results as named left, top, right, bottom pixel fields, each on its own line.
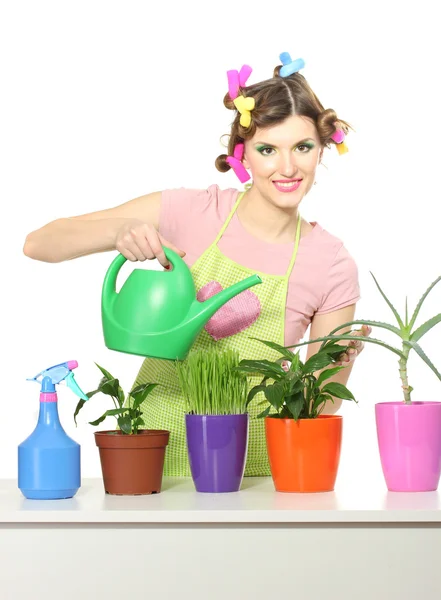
left=159, top=184, right=360, bottom=346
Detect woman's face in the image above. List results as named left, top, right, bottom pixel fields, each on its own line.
left=243, top=114, right=323, bottom=209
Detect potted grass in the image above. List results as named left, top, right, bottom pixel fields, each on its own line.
left=289, top=273, right=441, bottom=492
left=74, top=363, right=169, bottom=495
left=176, top=348, right=249, bottom=493
left=235, top=341, right=357, bottom=493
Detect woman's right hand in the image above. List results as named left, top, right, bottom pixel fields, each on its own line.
left=115, top=219, right=186, bottom=268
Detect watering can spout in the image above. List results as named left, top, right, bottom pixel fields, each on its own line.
left=190, top=274, right=262, bottom=326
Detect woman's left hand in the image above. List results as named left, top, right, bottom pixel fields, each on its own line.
left=335, top=325, right=372, bottom=366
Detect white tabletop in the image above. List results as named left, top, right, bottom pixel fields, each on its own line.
left=1, top=477, right=441, bottom=524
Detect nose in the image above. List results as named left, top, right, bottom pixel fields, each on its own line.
left=278, top=151, right=298, bottom=178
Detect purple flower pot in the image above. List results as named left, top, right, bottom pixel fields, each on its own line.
left=185, top=414, right=249, bottom=493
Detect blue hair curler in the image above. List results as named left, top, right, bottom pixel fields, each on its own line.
left=279, top=52, right=305, bottom=77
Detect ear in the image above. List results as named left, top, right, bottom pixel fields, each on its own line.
left=318, top=147, right=324, bottom=164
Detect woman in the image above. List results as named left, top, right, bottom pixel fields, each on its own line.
left=23, top=52, right=370, bottom=476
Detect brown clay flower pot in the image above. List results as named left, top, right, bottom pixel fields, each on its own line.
left=94, top=429, right=170, bottom=495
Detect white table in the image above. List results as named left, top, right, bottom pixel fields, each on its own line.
left=1, top=477, right=441, bottom=600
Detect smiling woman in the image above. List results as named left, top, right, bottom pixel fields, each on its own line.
left=23, top=51, right=367, bottom=477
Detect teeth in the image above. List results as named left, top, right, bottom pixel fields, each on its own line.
left=276, top=181, right=299, bottom=187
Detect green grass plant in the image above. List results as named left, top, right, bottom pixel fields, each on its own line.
left=176, top=348, right=248, bottom=415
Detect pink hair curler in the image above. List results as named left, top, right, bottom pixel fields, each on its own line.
left=227, top=65, right=252, bottom=100
left=226, top=143, right=250, bottom=183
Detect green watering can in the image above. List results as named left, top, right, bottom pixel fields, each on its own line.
left=102, top=248, right=262, bottom=361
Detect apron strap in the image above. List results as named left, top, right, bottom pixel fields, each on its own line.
left=213, top=188, right=301, bottom=279
left=285, top=213, right=302, bottom=279
left=213, top=191, right=245, bottom=246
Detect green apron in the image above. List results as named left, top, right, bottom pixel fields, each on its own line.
left=133, top=190, right=302, bottom=476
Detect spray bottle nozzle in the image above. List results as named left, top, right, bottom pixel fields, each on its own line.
left=27, top=361, right=89, bottom=401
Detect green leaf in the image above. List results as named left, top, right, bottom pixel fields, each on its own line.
left=408, top=275, right=441, bottom=332
left=290, top=354, right=302, bottom=372
left=325, top=319, right=402, bottom=338
left=129, top=383, right=158, bottom=408
left=89, top=413, right=108, bottom=426
left=95, top=364, right=125, bottom=406
left=369, top=272, right=405, bottom=330
left=116, top=387, right=125, bottom=408
left=317, top=366, right=345, bottom=386
left=288, top=377, right=303, bottom=395
left=127, top=408, right=142, bottom=421
left=410, top=313, right=441, bottom=343
left=256, top=406, right=272, bottom=419
left=289, top=333, right=406, bottom=359
left=264, top=383, right=285, bottom=411
left=73, top=389, right=99, bottom=425
left=95, top=363, right=115, bottom=382
left=237, top=360, right=285, bottom=379
left=73, top=399, right=86, bottom=425
left=131, top=396, right=144, bottom=410
left=98, top=378, right=121, bottom=398
left=304, top=352, right=334, bottom=374
left=250, top=338, right=297, bottom=361
left=405, top=340, right=441, bottom=382
left=104, top=408, right=128, bottom=417
left=321, top=382, right=356, bottom=401
left=246, top=384, right=268, bottom=407
left=285, top=394, right=304, bottom=420
left=314, top=342, right=353, bottom=363
left=312, top=392, right=330, bottom=414
left=132, top=416, right=144, bottom=431
left=118, top=415, right=132, bottom=434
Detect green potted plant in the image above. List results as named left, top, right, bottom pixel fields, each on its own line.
left=289, top=273, right=441, bottom=492
left=74, top=363, right=169, bottom=495
left=176, top=348, right=249, bottom=493
left=235, top=340, right=356, bottom=493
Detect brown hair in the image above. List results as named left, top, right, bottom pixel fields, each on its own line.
left=215, top=64, right=353, bottom=173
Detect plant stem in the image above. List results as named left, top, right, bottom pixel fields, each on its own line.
left=399, top=343, right=411, bottom=403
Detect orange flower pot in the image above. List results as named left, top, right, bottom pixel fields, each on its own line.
left=265, top=415, right=343, bottom=492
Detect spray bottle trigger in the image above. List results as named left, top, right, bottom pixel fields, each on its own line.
left=65, top=372, right=89, bottom=401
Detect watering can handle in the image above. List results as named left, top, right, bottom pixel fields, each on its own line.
left=102, top=247, right=184, bottom=302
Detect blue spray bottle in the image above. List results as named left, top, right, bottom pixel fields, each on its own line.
left=18, top=360, right=89, bottom=500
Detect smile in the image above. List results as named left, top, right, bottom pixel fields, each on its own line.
left=272, top=180, right=302, bottom=193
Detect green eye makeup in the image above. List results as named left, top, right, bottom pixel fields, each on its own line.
left=255, top=140, right=316, bottom=154
left=256, top=145, right=272, bottom=153
left=300, top=141, right=316, bottom=150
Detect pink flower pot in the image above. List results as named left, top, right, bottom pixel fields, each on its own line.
left=375, top=401, right=441, bottom=491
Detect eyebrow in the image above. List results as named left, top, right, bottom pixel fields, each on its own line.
left=254, top=138, right=316, bottom=147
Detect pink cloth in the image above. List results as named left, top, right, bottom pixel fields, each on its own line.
left=159, top=185, right=360, bottom=347
left=197, top=281, right=261, bottom=341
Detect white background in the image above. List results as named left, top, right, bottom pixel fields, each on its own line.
left=1, top=0, right=439, bottom=484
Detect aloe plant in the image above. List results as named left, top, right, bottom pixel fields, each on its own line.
left=73, top=363, right=158, bottom=434
left=176, top=348, right=248, bottom=415
left=288, top=273, right=441, bottom=404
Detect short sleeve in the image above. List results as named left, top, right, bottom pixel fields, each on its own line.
left=157, top=184, right=238, bottom=267
left=159, top=187, right=215, bottom=241
left=315, top=244, right=361, bottom=315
